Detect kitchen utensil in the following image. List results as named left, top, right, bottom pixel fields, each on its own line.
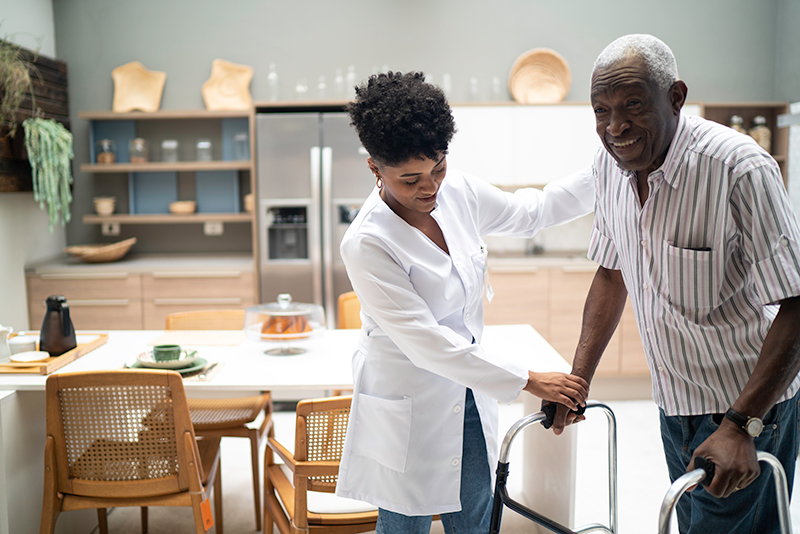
left=9, top=335, right=37, bottom=354
left=0, top=325, right=12, bottom=361
left=152, top=344, right=182, bottom=361
left=137, top=349, right=199, bottom=369
left=508, top=48, right=571, bottom=104
left=111, top=60, right=166, bottom=113
left=39, top=295, right=77, bottom=357
left=128, top=356, right=208, bottom=375
left=9, top=351, right=51, bottom=364
left=63, top=237, right=137, bottom=263
left=244, top=293, right=326, bottom=355
left=196, top=362, right=218, bottom=380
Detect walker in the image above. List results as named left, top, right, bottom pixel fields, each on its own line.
left=489, top=401, right=618, bottom=534
left=658, top=451, right=793, bottom=534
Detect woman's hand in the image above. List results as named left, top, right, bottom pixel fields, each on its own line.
left=523, top=371, right=588, bottom=411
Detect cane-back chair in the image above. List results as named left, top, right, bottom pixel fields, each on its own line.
left=40, top=369, right=222, bottom=534
left=264, top=395, right=378, bottom=534
left=165, top=309, right=273, bottom=531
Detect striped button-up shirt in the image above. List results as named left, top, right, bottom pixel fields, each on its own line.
left=589, top=113, right=800, bottom=416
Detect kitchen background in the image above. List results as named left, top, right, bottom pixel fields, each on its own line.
left=1, top=0, right=799, bottom=330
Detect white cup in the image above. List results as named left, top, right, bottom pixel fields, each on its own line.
left=9, top=335, right=37, bottom=354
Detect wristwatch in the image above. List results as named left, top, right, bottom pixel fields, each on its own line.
left=724, top=408, right=764, bottom=438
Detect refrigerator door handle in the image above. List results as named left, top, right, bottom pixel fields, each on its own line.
left=310, top=147, right=324, bottom=308
left=321, top=146, right=335, bottom=329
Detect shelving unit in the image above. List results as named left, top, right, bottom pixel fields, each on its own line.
left=78, top=108, right=257, bottom=226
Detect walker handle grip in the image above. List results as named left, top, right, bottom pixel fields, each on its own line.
left=540, top=401, right=586, bottom=429
left=694, top=456, right=715, bottom=487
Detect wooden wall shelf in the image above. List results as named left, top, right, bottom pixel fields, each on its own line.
left=81, top=161, right=251, bottom=173
left=83, top=213, right=253, bottom=224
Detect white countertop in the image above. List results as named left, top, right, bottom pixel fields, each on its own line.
left=25, top=252, right=255, bottom=275
left=0, top=325, right=568, bottom=394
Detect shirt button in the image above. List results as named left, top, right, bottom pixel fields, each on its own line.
left=452, top=458, right=460, bottom=466
left=454, top=405, right=462, bottom=413
left=643, top=284, right=649, bottom=290
left=647, top=328, right=652, bottom=334
left=658, top=366, right=664, bottom=372
left=781, top=237, right=789, bottom=247
left=640, top=240, right=647, bottom=247
left=465, top=313, right=471, bottom=321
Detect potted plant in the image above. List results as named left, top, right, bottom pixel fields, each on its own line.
left=1, top=38, right=73, bottom=232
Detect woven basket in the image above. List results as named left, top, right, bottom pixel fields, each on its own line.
left=64, top=237, right=137, bottom=263
left=508, top=48, right=571, bottom=104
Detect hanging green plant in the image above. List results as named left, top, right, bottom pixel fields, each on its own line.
left=22, top=117, right=74, bottom=232
left=0, top=38, right=35, bottom=138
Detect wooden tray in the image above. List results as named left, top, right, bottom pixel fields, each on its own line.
left=0, top=332, right=108, bottom=375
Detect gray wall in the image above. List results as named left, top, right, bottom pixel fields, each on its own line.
left=51, top=0, right=799, bottom=248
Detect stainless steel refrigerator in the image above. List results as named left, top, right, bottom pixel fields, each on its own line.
left=256, top=109, right=374, bottom=328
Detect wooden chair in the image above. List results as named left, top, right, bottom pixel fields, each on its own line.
left=40, top=369, right=222, bottom=534
left=264, top=395, right=378, bottom=534
left=337, top=291, right=362, bottom=330
left=165, top=309, right=273, bottom=531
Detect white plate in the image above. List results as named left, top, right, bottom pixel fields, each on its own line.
left=9, top=350, right=51, bottom=363
left=136, top=349, right=199, bottom=369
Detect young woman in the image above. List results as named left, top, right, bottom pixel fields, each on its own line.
left=334, top=71, right=593, bottom=533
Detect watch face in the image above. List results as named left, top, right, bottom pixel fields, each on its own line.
left=745, top=418, right=764, bottom=437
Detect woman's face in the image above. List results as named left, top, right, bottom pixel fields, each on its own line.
left=371, top=154, right=447, bottom=220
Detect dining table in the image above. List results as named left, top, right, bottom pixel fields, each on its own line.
left=0, top=324, right=578, bottom=534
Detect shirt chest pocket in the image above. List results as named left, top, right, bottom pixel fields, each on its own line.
left=662, top=241, right=719, bottom=315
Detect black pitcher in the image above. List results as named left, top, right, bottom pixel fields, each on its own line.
left=39, top=295, right=77, bottom=357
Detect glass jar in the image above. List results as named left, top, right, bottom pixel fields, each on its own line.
left=161, top=139, right=178, bottom=162
left=129, top=138, right=148, bottom=163
left=233, top=132, right=249, bottom=161
left=196, top=139, right=213, bottom=161
left=96, top=139, right=116, bottom=164
left=748, top=115, right=772, bottom=153
left=728, top=115, right=746, bottom=135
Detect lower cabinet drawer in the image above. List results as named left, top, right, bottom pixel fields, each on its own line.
left=27, top=272, right=141, bottom=301
left=141, top=271, right=255, bottom=300
left=28, top=297, right=143, bottom=330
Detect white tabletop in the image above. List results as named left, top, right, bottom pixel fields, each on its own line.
left=0, top=324, right=568, bottom=393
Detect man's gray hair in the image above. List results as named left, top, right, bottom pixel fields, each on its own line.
left=593, top=34, right=678, bottom=91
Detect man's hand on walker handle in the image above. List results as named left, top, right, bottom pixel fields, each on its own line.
left=548, top=402, right=587, bottom=435
left=687, top=420, right=760, bottom=498
left=523, top=371, right=588, bottom=411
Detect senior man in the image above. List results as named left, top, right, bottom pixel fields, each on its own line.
left=550, top=34, right=800, bottom=533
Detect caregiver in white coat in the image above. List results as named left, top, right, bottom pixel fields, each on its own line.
left=335, top=71, right=593, bottom=534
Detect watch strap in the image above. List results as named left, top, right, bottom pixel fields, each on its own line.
left=724, top=407, right=749, bottom=429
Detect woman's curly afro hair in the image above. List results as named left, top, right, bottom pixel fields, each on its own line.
left=345, top=71, right=456, bottom=167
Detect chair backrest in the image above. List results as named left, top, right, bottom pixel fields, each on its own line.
left=165, top=309, right=246, bottom=330
left=45, top=370, right=200, bottom=499
left=337, top=292, right=361, bottom=330
left=295, top=395, right=352, bottom=492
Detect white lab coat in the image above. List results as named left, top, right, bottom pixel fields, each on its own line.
left=335, top=168, right=594, bottom=516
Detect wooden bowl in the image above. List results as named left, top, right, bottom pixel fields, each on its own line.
left=508, top=48, right=571, bottom=104
left=63, top=237, right=137, bottom=263
left=169, top=201, right=197, bottom=214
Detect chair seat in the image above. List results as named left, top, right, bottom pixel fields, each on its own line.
left=276, top=464, right=377, bottom=515
left=188, top=394, right=270, bottom=429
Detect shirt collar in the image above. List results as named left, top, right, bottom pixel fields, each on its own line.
left=614, top=112, right=692, bottom=189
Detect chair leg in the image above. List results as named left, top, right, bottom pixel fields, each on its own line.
left=263, top=445, right=275, bottom=534
left=215, top=455, right=223, bottom=534
left=140, top=507, right=148, bottom=534
left=250, top=431, right=262, bottom=531
left=40, top=436, right=62, bottom=534
left=97, top=508, right=108, bottom=534
left=190, top=493, right=207, bottom=534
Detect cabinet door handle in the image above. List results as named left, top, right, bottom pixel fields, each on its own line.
left=56, top=299, right=131, bottom=307
left=152, top=297, right=243, bottom=306
left=39, top=273, right=129, bottom=280
left=150, top=271, right=242, bottom=278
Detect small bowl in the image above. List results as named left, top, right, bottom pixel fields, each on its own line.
left=169, top=201, right=197, bottom=214
left=93, top=196, right=116, bottom=216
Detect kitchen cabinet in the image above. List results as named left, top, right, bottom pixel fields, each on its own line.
left=25, top=255, right=254, bottom=331
left=483, top=261, right=647, bottom=378
left=78, top=110, right=258, bottom=250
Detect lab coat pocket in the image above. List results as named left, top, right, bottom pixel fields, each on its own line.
left=351, top=393, right=413, bottom=473
left=472, top=243, right=493, bottom=302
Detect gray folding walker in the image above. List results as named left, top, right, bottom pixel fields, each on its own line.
left=489, top=401, right=793, bottom=534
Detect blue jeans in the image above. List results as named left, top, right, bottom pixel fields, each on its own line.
left=376, top=388, right=492, bottom=534
left=659, top=389, right=800, bottom=534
